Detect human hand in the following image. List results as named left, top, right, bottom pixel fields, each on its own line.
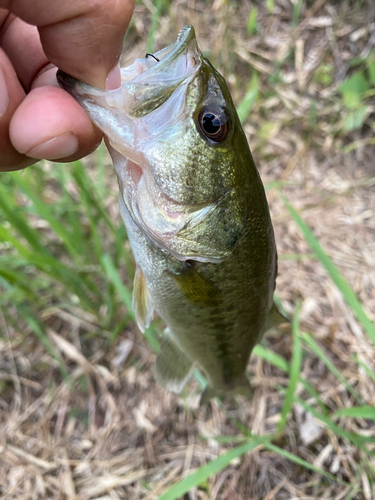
left=0, top=0, right=134, bottom=172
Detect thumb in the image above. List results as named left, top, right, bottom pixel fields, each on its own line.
left=0, top=0, right=134, bottom=87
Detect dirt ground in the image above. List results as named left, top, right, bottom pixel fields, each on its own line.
left=1, top=1, right=375, bottom=499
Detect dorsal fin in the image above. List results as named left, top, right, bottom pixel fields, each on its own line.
left=132, top=265, right=154, bottom=332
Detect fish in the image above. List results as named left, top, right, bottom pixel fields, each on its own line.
left=57, top=25, right=284, bottom=402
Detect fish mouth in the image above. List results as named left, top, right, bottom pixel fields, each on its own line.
left=121, top=25, right=200, bottom=81
left=58, top=25, right=201, bottom=117
left=57, top=24, right=201, bottom=164
left=108, top=24, right=201, bottom=117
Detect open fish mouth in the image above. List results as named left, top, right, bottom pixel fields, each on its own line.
left=114, top=25, right=201, bottom=117
left=57, top=24, right=201, bottom=173
left=57, top=25, right=201, bottom=119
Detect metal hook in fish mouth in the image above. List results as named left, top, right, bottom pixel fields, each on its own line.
left=145, top=53, right=160, bottom=62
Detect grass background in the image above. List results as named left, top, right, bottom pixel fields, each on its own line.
left=1, top=0, right=375, bottom=498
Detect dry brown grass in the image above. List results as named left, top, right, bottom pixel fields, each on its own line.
left=1, top=1, right=375, bottom=498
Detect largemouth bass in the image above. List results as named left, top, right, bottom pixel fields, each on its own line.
left=58, top=25, right=282, bottom=402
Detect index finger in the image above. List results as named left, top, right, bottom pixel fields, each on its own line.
left=0, top=0, right=134, bottom=87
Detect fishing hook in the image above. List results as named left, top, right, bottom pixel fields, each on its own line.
left=145, top=53, right=160, bottom=62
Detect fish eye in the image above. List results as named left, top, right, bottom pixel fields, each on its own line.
left=198, top=105, right=230, bottom=143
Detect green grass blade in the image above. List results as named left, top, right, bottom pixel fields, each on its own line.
left=71, top=161, right=116, bottom=233
left=101, top=254, right=133, bottom=310
left=193, top=368, right=207, bottom=390
left=70, top=160, right=120, bottom=263
left=213, top=435, right=247, bottom=445
left=146, top=0, right=163, bottom=53
left=292, top=0, right=303, bottom=26
left=109, top=315, right=133, bottom=345
left=247, top=6, right=257, bottom=35
left=29, top=254, right=98, bottom=310
left=277, top=304, right=302, bottom=433
left=237, top=72, right=259, bottom=124
left=266, top=0, right=274, bottom=14
left=158, top=436, right=266, bottom=500
left=71, top=162, right=104, bottom=260
left=281, top=194, right=375, bottom=346
left=253, top=344, right=289, bottom=372
left=354, top=356, right=375, bottom=384
left=54, top=166, right=87, bottom=256
left=335, top=406, right=375, bottom=420
left=0, top=223, right=36, bottom=257
left=71, top=153, right=130, bottom=271
left=22, top=311, right=71, bottom=385
left=0, top=185, right=46, bottom=254
left=13, top=173, right=81, bottom=260
left=301, top=331, right=364, bottom=405
left=95, top=143, right=107, bottom=199
left=0, top=224, right=98, bottom=309
left=0, top=268, right=36, bottom=300
left=73, top=152, right=130, bottom=270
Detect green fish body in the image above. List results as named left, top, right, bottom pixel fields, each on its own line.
left=58, top=26, right=279, bottom=401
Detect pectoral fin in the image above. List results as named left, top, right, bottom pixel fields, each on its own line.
left=271, top=301, right=290, bottom=324
left=167, top=262, right=220, bottom=307
left=155, top=329, right=194, bottom=394
left=264, top=301, right=290, bottom=333
left=132, top=265, right=154, bottom=333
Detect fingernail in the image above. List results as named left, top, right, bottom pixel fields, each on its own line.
left=0, top=66, right=9, bottom=117
left=106, top=64, right=121, bottom=90
left=26, top=133, right=79, bottom=160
